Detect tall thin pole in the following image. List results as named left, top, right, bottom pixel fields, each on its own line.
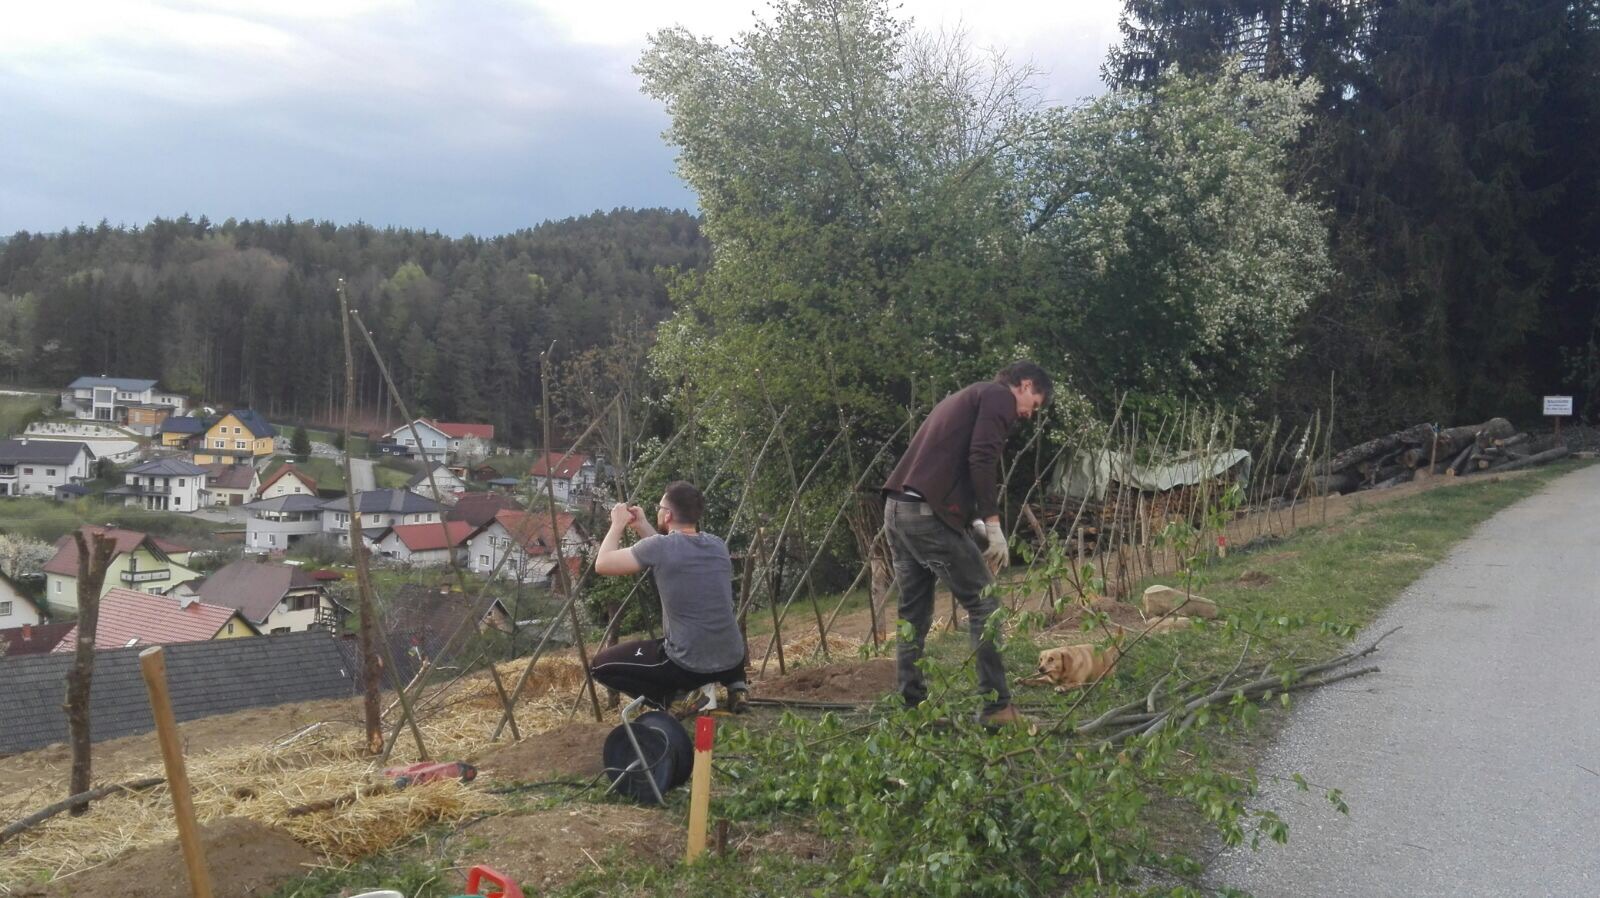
left=338, top=279, right=385, bottom=755
left=543, top=347, right=603, bottom=721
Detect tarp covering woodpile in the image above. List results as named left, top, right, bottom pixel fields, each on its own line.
left=1053, top=448, right=1252, bottom=501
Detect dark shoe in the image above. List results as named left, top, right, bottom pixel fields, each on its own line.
left=977, top=704, right=1032, bottom=731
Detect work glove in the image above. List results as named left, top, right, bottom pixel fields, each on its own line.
left=971, top=519, right=1008, bottom=572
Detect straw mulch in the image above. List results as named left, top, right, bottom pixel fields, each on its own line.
left=0, top=652, right=595, bottom=892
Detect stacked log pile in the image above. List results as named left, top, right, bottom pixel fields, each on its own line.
left=1315, top=417, right=1570, bottom=494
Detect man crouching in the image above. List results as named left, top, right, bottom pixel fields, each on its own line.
left=590, top=480, right=750, bottom=713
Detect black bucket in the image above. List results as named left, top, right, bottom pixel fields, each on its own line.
left=602, top=710, right=693, bottom=803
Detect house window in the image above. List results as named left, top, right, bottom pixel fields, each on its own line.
left=214, top=439, right=224, bottom=448
left=269, top=534, right=277, bottom=546
left=226, top=621, right=235, bottom=634
left=178, top=478, right=185, bottom=487
left=479, top=555, right=489, bottom=566
left=290, top=594, right=318, bottom=611
left=55, top=581, right=61, bottom=594
left=272, top=626, right=291, bottom=634
left=22, top=468, right=32, bottom=475
left=236, top=440, right=246, bottom=449
left=0, top=601, right=11, bottom=616
left=174, top=497, right=182, bottom=508
left=46, top=468, right=56, bottom=476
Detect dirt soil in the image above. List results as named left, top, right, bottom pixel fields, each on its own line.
left=11, top=817, right=316, bottom=898
left=444, top=805, right=679, bottom=893
left=475, top=722, right=612, bottom=782
left=754, top=658, right=896, bottom=702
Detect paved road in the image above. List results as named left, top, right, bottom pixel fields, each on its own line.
left=349, top=457, right=376, bottom=492
left=1210, top=463, right=1600, bottom=897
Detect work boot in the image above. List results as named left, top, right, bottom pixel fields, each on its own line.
left=977, top=704, right=1031, bottom=731
left=726, top=686, right=752, bottom=715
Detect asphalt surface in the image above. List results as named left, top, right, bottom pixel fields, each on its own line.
left=1209, top=463, right=1600, bottom=897
left=349, top=456, right=376, bottom=492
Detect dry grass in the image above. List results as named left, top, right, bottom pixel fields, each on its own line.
left=0, top=652, right=598, bottom=891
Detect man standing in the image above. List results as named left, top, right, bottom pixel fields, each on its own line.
left=882, top=361, right=1052, bottom=727
left=592, top=480, right=750, bottom=713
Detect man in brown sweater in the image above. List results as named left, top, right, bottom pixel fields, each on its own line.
left=881, top=361, right=1052, bottom=727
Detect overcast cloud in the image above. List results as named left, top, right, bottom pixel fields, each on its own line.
left=1, top=0, right=1122, bottom=237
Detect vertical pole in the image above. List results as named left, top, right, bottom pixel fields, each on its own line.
left=685, top=715, right=716, bottom=863
left=542, top=348, right=603, bottom=722
left=138, top=647, right=214, bottom=898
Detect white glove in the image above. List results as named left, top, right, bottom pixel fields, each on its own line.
left=972, top=519, right=1007, bottom=571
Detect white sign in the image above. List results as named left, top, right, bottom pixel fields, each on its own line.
left=1543, top=395, right=1573, bottom=417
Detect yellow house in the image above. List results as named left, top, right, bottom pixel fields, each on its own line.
left=194, top=409, right=277, bottom=465
left=43, top=526, right=202, bottom=613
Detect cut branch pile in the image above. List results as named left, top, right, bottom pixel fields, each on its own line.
left=1315, top=418, right=1569, bottom=493
left=1067, top=627, right=1400, bottom=744
left=1030, top=479, right=1228, bottom=552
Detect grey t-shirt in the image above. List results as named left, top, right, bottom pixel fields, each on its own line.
left=631, top=530, right=746, bottom=673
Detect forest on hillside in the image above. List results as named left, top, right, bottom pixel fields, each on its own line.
left=0, top=209, right=707, bottom=446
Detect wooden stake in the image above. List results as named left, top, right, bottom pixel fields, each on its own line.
left=685, top=716, right=716, bottom=862
left=138, top=647, right=214, bottom=898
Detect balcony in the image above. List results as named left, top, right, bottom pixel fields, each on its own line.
left=121, top=569, right=171, bottom=584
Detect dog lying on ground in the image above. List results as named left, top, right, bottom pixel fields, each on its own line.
left=1020, top=628, right=1126, bottom=691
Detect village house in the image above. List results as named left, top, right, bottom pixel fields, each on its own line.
left=106, top=457, right=209, bottom=512
left=406, top=463, right=467, bottom=503
left=243, top=494, right=325, bottom=553
left=372, top=520, right=474, bottom=566
left=201, top=462, right=260, bottom=506
left=446, top=491, right=524, bottom=528
left=0, top=438, right=94, bottom=498
left=322, top=489, right=446, bottom=547
left=61, top=376, right=186, bottom=426
left=197, top=557, right=345, bottom=634
left=386, top=585, right=511, bottom=665
left=193, top=409, right=276, bottom=465
left=465, top=509, right=586, bottom=585
left=43, top=526, right=200, bottom=610
left=527, top=450, right=596, bottom=504
left=380, top=419, right=495, bottom=463
left=0, top=569, right=42, bottom=628
left=243, top=488, right=446, bottom=554
left=158, top=413, right=209, bottom=448
left=258, top=464, right=319, bottom=500
left=53, top=588, right=256, bottom=652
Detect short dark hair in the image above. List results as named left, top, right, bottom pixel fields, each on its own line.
left=995, top=361, right=1053, bottom=403
left=662, top=481, right=705, bottom=525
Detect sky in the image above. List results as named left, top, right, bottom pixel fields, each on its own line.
left=1, top=1, right=1123, bottom=238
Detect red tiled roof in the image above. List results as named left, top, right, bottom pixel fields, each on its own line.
left=42, top=526, right=193, bottom=577
left=385, top=521, right=474, bottom=552
left=54, top=588, right=251, bottom=652
left=528, top=450, right=589, bottom=480
left=478, top=509, right=579, bottom=555
left=258, top=464, right=318, bottom=497
left=428, top=420, right=495, bottom=441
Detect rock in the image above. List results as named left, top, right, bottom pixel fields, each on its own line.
left=1141, top=584, right=1219, bottom=619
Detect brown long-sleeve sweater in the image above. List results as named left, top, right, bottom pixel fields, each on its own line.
left=882, top=381, right=1018, bottom=533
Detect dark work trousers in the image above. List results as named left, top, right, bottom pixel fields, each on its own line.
left=590, top=638, right=746, bottom=709
left=884, top=496, right=1010, bottom=714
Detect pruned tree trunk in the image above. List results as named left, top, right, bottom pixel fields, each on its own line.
left=64, top=531, right=116, bottom=816
left=337, top=279, right=384, bottom=755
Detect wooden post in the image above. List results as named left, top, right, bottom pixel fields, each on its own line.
left=685, top=715, right=716, bottom=862
left=139, top=647, right=215, bottom=898
left=337, top=279, right=386, bottom=756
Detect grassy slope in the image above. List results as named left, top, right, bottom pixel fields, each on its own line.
left=265, top=462, right=1586, bottom=898
left=0, top=394, right=49, bottom=438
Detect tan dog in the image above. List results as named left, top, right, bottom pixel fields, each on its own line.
left=1021, top=628, right=1126, bottom=691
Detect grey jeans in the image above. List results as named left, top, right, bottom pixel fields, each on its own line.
left=885, top=497, right=1010, bottom=713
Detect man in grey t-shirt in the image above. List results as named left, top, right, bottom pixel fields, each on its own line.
left=591, top=480, right=749, bottom=711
